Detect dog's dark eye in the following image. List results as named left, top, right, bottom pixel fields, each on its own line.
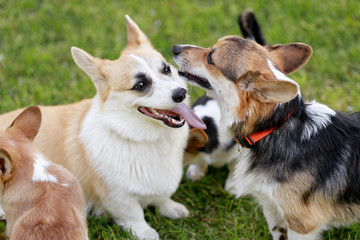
left=207, top=51, right=214, bottom=65
left=133, top=81, right=146, bottom=91
left=132, top=73, right=151, bottom=92
left=162, top=63, right=171, bottom=75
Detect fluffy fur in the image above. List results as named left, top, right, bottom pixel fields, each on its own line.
left=0, top=16, right=192, bottom=240
left=183, top=96, right=238, bottom=190
left=173, top=31, right=360, bottom=240
left=183, top=10, right=266, bottom=190
left=0, top=106, right=88, bottom=240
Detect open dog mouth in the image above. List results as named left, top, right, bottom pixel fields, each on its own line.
left=138, top=107, right=185, bottom=128
left=138, top=103, right=206, bottom=129
left=178, top=70, right=212, bottom=90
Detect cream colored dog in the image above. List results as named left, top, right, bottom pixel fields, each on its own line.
left=0, top=16, right=205, bottom=240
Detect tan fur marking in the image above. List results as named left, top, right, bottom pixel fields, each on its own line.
left=184, top=128, right=208, bottom=154
left=275, top=171, right=360, bottom=234
left=0, top=107, right=87, bottom=239
left=0, top=101, right=109, bottom=209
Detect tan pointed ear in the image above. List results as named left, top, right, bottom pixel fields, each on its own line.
left=7, top=106, right=41, bottom=141
left=266, top=43, right=312, bottom=74
left=185, top=128, right=209, bottom=153
left=238, top=71, right=299, bottom=103
left=125, top=15, right=151, bottom=47
left=71, top=47, right=108, bottom=94
left=0, top=149, right=13, bottom=180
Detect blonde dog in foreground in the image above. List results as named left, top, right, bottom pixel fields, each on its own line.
left=0, top=16, right=205, bottom=239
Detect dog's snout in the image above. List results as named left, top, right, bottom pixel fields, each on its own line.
left=172, top=88, right=187, bottom=103
left=172, top=45, right=183, bottom=56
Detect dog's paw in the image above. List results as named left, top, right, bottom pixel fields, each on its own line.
left=123, top=223, right=159, bottom=240
left=224, top=174, right=236, bottom=192
left=272, top=225, right=288, bottom=240
left=0, top=206, right=5, bottom=220
left=186, top=164, right=208, bottom=181
left=159, top=199, right=190, bottom=219
left=136, top=228, right=160, bottom=240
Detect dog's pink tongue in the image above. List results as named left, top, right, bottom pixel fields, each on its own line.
left=171, top=103, right=206, bottom=129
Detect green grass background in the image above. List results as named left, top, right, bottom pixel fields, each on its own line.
left=0, top=0, right=359, bottom=239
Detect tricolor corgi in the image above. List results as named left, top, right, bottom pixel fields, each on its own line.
left=183, top=10, right=266, bottom=193
left=183, top=96, right=238, bottom=191
left=173, top=32, right=360, bottom=239
left=0, top=106, right=87, bottom=239
left=0, top=16, right=205, bottom=240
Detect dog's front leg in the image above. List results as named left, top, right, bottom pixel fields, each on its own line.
left=186, top=164, right=209, bottom=181
left=224, top=159, right=237, bottom=192
left=0, top=202, right=6, bottom=220
left=155, top=197, right=190, bottom=219
left=260, top=198, right=287, bottom=240
left=106, top=196, right=159, bottom=240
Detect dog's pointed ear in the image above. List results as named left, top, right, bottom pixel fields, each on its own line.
left=71, top=47, right=108, bottom=94
left=125, top=15, right=151, bottom=47
left=185, top=128, right=209, bottom=153
left=266, top=43, right=312, bottom=74
left=237, top=71, right=299, bottom=103
left=238, top=9, right=267, bottom=46
left=7, top=106, right=41, bottom=141
left=0, top=150, right=13, bottom=180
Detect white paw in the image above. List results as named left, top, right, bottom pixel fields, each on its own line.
left=0, top=205, right=5, bottom=220
left=186, top=164, right=207, bottom=181
left=224, top=174, right=236, bottom=192
left=135, top=228, right=160, bottom=240
left=159, top=199, right=190, bottom=219
left=123, top=224, right=159, bottom=240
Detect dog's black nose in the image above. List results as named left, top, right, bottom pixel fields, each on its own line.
left=172, top=88, right=187, bottom=103
left=172, top=45, right=183, bottom=56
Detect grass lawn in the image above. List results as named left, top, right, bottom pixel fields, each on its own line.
left=1, top=0, right=360, bottom=239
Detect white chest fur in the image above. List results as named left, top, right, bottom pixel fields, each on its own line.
left=79, top=97, right=188, bottom=197
left=231, top=148, right=278, bottom=199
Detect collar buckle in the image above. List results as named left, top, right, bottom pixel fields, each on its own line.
left=235, top=136, right=256, bottom=148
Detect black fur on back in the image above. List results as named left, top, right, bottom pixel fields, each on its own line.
left=240, top=94, right=360, bottom=205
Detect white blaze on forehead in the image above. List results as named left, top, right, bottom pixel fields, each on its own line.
left=128, top=53, right=156, bottom=80
left=32, top=153, right=58, bottom=183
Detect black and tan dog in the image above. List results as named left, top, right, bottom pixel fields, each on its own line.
left=173, top=27, right=360, bottom=239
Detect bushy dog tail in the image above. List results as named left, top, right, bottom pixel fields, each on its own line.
left=238, top=9, right=267, bottom=46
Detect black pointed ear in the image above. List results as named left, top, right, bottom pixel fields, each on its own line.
left=266, top=43, right=312, bottom=74
left=185, top=128, right=209, bottom=153
left=237, top=71, right=299, bottom=103
left=125, top=15, right=151, bottom=47
left=238, top=9, right=266, bottom=46
left=0, top=149, right=13, bottom=180
left=7, top=106, right=41, bottom=141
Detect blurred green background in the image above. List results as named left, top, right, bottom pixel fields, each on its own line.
left=0, top=0, right=359, bottom=239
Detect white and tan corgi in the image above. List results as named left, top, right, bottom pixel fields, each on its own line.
left=173, top=36, right=360, bottom=239
left=0, top=106, right=87, bottom=240
left=0, top=16, right=205, bottom=240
